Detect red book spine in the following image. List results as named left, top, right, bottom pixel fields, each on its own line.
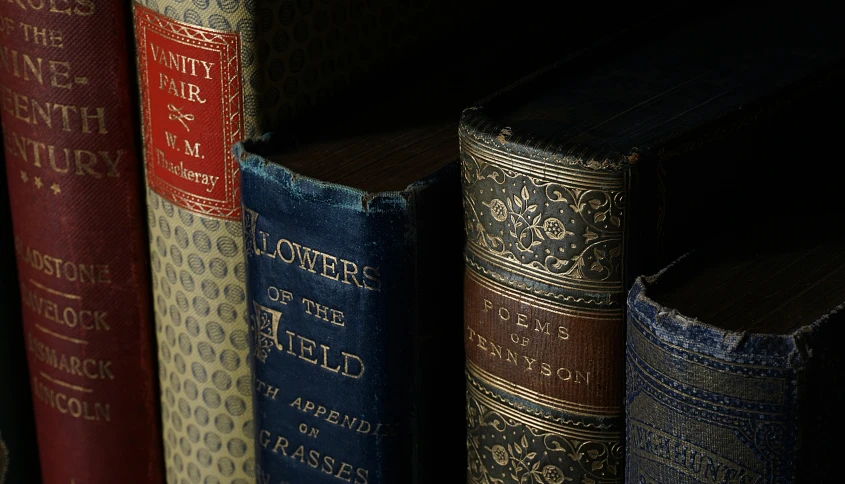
left=0, top=2, right=164, bottom=483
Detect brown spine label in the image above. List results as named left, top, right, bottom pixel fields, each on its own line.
left=134, top=5, right=243, bottom=220
left=464, top=270, right=623, bottom=412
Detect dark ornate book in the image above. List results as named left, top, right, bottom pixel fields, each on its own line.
left=459, top=9, right=845, bottom=484
left=626, top=235, right=845, bottom=483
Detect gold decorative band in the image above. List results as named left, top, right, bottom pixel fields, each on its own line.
left=468, top=243, right=623, bottom=293
left=460, top=136, right=625, bottom=190
left=466, top=373, right=624, bottom=483
left=467, top=360, right=622, bottom=418
left=465, top=256, right=623, bottom=308
left=467, top=268, right=622, bottom=319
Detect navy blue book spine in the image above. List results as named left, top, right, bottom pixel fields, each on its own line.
left=625, top=262, right=842, bottom=484
left=236, top=136, right=464, bottom=483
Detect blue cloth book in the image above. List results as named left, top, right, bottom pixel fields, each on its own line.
left=626, top=238, right=845, bottom=483
left=236, top=130, right=465, bottom=483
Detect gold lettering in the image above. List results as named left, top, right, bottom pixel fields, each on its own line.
left=326, top=410, right=339, bottom=424
left=301, top=297, right=344, bottom=326
left=32, top=376, right=110, bottom=421
left=16, top=239, right=111, bottom=283
left=342, top=260, right=361, bottom=287
left=296, top=335, right=318, bottom=364
left=256, top=429, right=370, bottom=482
left=362, top=266, right=380, bottom=291
left=21, top=283, right=109, bottom=330
left=336, top=462, right=353, bottom=481
left=266, top=286, right=293, bottom=305
left=320, top=254, right=339, bottom=281
left=558, top=325, right=570, bottom=340
left=276, top=238, right=295, bottom=263
left=0, top=84, right=108, bottom=132
left=80, top=107, right=106, bottom=134
left=255, top=378, right=279, bottom=399
left=271, top=436, right=288, bottom=455
left=28, top=333, right=113, bottom=379
left=468, top=328, right=590, bottom=385
left=243, top=222, right=381, bottom=292
left=48, top=59, right=70, bottom=89
left=287, top=396, right=400, bottom=441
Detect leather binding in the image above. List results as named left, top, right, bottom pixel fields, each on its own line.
left=0, top=153, right=40, bottom=483
left=236, top=137, right=464, bottom=483
left=626, top=242, right=845, bottom=483
left=132, top=1, right=478, bottom=481
left=460, top=10, right=845, bottom=484
left=0, top=1, right=163, bottom=482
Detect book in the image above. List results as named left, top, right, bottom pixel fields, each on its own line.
left=131, top=1, right=490, bottom=481
left=626, top=236, right=845, bottom=483
left=0, top=153, right=40, bottom=484
left=0, top=1, right=163, bottom=482
left=459, top=10, right=845, bottom=484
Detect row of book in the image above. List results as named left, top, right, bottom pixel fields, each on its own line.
left=1, top=3, right=845, bottom=484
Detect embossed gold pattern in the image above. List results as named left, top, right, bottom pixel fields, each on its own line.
left=467, top=270, right=622, bottom=319
left=465, top=257, right=619, bottom=307
left=467, top=372, right=623, bottom=484
left=467, top=361, right=622, bottom=418
left=461, top=143, right=625, bottom=302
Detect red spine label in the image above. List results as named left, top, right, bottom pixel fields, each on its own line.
left=0, top=2, right=163, bottom=483
left=135, top=6, right=243, bottom=220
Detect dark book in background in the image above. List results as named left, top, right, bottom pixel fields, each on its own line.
left=626, top=236, right=845, bottom=483
left=236, top=6, right=667, bottom=483
left=459, top=9, right=845, bottom=484
left=0, top=153, right=40, bottom=484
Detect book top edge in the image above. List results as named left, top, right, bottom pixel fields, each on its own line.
left=234, top=135, right=455, bottom=213
left=459, top=107, right=635, bottom=173
left=628, top=253, right=845, bottom=364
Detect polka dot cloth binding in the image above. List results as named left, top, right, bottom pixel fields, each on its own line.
left=148, top=191, right=254, bottom=483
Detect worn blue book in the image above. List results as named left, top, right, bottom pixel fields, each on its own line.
left=237, top=130, right=464, bottom=483
left=626, top=238, right=845, bottom=483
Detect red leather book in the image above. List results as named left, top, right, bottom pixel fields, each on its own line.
left=0, top=2, right=164, bottom=483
